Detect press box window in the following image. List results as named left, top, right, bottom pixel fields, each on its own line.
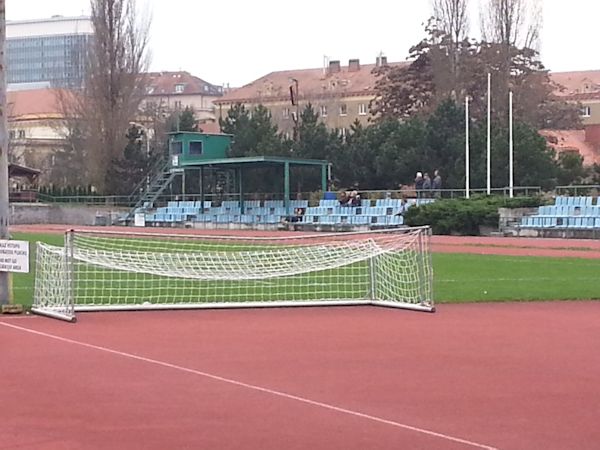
left=170, top=141, right=183, bottom=154
left=189, top=141, right=203, bottom=155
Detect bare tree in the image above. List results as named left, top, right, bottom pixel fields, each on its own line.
left=58, top=0, right=151, bottom=192
left=480, top=0, right=543, bottom=50
left=432, top=0, right=470, bottom=43
left=431, top=0, right=470, bottom=99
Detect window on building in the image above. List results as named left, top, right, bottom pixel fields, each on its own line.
left=174, top=100, right=182, bottom=109
left=9, top=130, right=15, bottom=140
left=189, top=141, right=203, bottom=155
left=320, top=105, right=328, bottom=117
left=340, top=128, right=347, bottom=140
left=283, top=108, right=290, bottom=119
left=358, top=103, right=367, bottom=116
left=170, top=141, right=183, bottom=155
left=18, top=130, right=26, bottom=139
left=580, top=106, right=591, bottom=117
left=175, top=84, right=185, bottom=94
left=339, top=104, right=347, bottom=116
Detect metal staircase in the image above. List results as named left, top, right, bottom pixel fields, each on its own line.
left=124, top=156, right=182, bottom=223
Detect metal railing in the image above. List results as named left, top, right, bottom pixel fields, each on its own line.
left=556, top=185, right=600, bottom=196
left=29, top=185, right=543, bottom=208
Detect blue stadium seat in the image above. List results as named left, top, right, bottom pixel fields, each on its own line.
left=388, top=215, right=404, bottom=225
left=351, top=216, right=370, bottom=225
left=290, top=200, right=309, bottom=209
left=319, top=199, right=339, bottom=207
left=264, top=200, right=284, bottom=208
left=194, top=201, right=212, bottom=209
left=596, top=218, right=600, bottom=228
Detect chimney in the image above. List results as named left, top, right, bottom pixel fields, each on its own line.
left=376, top=55, right=388, bottom=67
left=348, top=59, right=360, bottom=72
left=328, top=60, right=341, bottom=74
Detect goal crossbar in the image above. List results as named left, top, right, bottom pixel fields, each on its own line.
left=32, top=227, right=434, bottom=322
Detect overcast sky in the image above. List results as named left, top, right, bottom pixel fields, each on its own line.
left=7, top=0, right=600, bottom=87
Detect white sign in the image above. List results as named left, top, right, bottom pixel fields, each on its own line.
left=0, top=240, right=29, bottom=273
left=134, top=213, right=146, bottom=227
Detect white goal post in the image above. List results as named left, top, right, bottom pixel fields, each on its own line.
left=32, top=227, right=434, bottom=322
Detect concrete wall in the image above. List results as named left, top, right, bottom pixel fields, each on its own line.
left=10, top=203, right=129, bottom=226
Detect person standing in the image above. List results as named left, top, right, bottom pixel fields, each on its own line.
left=432, top=170, right=442, bottom=198
left=415, top=172, right=424, bottom=198
left=422, top=173, right=432, bottom=197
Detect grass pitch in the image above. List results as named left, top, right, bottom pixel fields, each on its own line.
left=9, top=232, right=600, bottom=308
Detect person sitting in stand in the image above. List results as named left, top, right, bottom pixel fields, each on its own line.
left=339, top=190, right=350, bottom=206
left=348, top=190, right=362, bottom=207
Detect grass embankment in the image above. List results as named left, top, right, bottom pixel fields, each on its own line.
left=9, top=232, right=600, bottom=308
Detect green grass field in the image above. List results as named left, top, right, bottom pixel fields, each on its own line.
left=9, top=232, right=600, bottom=308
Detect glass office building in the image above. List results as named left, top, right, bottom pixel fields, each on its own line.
left=7, top=16, right=93, bottom=88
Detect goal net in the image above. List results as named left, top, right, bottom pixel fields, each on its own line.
left=32, top=227, right=434, bottom=322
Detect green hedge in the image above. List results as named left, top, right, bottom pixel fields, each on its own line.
left=404, top=196, right=545, bottom=236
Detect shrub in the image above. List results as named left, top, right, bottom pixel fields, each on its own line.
left=404, top=196, right=546, bottom=235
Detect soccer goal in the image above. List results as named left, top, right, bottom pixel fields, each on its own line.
left=32, top=227, right=434, bottom=322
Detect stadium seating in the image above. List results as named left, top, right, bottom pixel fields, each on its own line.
left=519, top=197, right=600, bottom=230
left=143, top=197, right=432, bottom=229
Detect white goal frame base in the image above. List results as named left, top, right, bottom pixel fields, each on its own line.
left=33, top=300, right=435, bottom=323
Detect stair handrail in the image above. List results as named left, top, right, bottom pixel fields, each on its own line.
left=127, top=154, right=170, bottom=206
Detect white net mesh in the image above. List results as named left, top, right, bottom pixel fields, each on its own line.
left=32, top=228, right=433, bottom=321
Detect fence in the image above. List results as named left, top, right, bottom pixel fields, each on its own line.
left=23, top=186, right=545, bottom=208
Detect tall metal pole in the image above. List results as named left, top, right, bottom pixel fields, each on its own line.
left=487, top=73, right=491, bottom=195
left=509, top=91, right=514, bottom=199
left=0, top=0, right=10, bottom=305
left=465, top=96, right=470, bottom=200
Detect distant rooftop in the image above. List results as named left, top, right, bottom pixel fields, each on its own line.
left=146, top=71, right=223, bottom=97
left=550, top=70, right=600, bottom=98
left=215, top=57, right=406, bottom=105
left=7, top=15, right=93, bottom=39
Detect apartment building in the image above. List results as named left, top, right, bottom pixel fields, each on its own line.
left=215, top=57, right=405, bottom=139
left=143, top=71, right=224, bottom=126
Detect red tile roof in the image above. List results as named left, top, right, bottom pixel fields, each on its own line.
left=550, top=70, right=600, bottom=97
left=198, top=120, right=221, bottom=134
left=146, top=71, right=223, bottom=97
left=7, top=88, right=64, bottom=118
left=540, top=129, right=600, bottom=165
left=215, top=60, right=408, bottom=105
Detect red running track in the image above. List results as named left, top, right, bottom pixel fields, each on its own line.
left=2, top=303, right=600, bottom=450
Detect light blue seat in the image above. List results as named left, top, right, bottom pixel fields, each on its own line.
left=194, top=201, right=212, bottom=209
left=520, top=217, right=532, bottom=228
left=265, top=200, right=284, bottom=208
left=388, top=215, right=404, bottom=225
left=290, top=200, right=309, bottom=209
left=595, top=218, right=600, bottom=228
left=351, top=216, right=369, bottom=225
left=319, top=199, right=339, bottom=207
left=583, top=217, right=595, bottom=229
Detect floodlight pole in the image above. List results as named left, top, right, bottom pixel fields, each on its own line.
left=509, top=91, right=514, bottom=199
left=465, top=96, right=470, bottom=200
left=0, top=0, right=10, bottom=305
left=487, top=73, right=491, bottom=195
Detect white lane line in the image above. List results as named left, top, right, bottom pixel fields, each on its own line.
left=0, top=321, right=498, bottom=450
